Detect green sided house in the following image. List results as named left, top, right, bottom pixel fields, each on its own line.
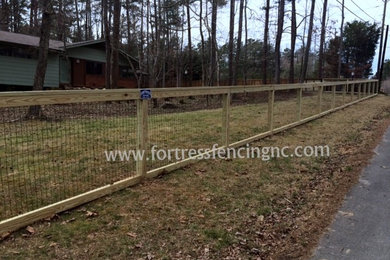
left=0, top=30, right=140, bottom=91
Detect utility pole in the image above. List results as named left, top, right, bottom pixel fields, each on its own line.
left=379, top=25, right=389, bottom=91
left=337, top=0, right=345, bottom=78
left=377, top=0, right=388, bottom=76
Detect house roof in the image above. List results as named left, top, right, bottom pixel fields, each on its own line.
left=0, top=31, right=106, bottom=51
left=0, top=30, right=64, bottom=51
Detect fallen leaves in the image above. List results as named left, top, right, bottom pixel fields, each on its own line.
left=25, top=226, right=35, bottom=235
left=86, top=211, right=98, bottom=218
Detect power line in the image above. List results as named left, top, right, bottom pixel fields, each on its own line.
left=335, top=0, right=368, bottom=22
left=349, top=0, right=378, bottom=22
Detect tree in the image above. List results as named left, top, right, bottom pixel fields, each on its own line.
left=233, top=0, right=244, bottom=85
left=318, top=0, right=327, bottom=79
left=300, top=0, right=315, bottom=82
left=262, top=0, right=270, bottom=84
left=274, top=0, right=285, bottom=84
left=209, top=0, right=218, bottom=86
left=324, top=36, right=341, bottom=78
left=228, top=0, right=235, bottom=85
left=111, top=0, right=121, bottom=88
left=103, top=0, right=111, bottom=88
left=289, top=0, right=296, bottom=83
left=186, top=0, right=193, bottom=86
left=342, top=21, right=380, bottom=78
left=26, top=0, right=53, bottom=119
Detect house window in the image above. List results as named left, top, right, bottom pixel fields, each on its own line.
left=86, top=61, right=103, bottom=75
left=120, top=66, right=134, bottom=78
left=0, top=46, right=38, bottom=59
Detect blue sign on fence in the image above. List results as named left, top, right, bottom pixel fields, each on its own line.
left=140, top=89, right=152, bottom=100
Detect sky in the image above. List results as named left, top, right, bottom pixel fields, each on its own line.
left=189, top=0, right=389, bottom=76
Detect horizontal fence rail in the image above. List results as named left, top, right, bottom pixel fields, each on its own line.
left=0, top=80, right=379, bottom=234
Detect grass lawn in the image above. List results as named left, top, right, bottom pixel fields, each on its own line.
left=1, top=93, right=389, bottom=259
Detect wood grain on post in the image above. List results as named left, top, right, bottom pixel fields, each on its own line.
left=317, top=85, right=323, bottom=113
left=297, top=88, right=302, bottom=121
left=268, top=89, right=275, bottom=132
left=331, top=85, right=336, bottom=109
left=136, top=99, right=148, bottom=177
left=222, top=92, right=231, bottom=147
left=342, top=84, right=346, bottom=104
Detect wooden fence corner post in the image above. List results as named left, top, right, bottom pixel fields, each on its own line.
left=268, top=88, right=275, bottom=132
left=136, top=98, right=148, bottom=178
left=222, top=91, right=231, bottom=147
left=297, top=87, right=302, bottom=121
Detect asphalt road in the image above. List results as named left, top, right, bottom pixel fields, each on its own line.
left=312, top=126, right=390, bottom=260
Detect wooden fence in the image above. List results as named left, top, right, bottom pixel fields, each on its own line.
left=0, top=80, right=379, bottom=234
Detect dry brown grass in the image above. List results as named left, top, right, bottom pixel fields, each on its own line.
left=1, top=94, right=389, bottom=259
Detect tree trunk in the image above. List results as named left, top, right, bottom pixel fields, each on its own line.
left=199, top=0, right=206, bottom=86
left=74, top=0, right=82, bottom=41
left=57, top=0, right=64, bottom=41
left=26, top=0, right=52, bottom=119
left=243, top=0, right=248, bottom=85
left=318, top=0, right=327, bottom=80
left=228, top=0, right=235, bottom=86
left=233, top=0, right=244, bottom=85
left=209, top=0, right=217, bottom=86
left=103, top=0, right=111, bottom=88
left=289, top=0, right=296, bottom=83
left=1, top=0, right=10, bottom=31
left=300, top=0, right=315, bottom=83
left=262, top=0, right=270, bottom=84
left=186, top=1, right=193, bottom=87
left=337, top=0, right=344, bottom=78
left=111, top=0, right=121, bottom=88
left=274, top=0, right=284, bottom=84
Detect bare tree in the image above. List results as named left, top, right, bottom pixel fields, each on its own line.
left=74, top=0, right=82, bottom=41
left=337, top=0, right=344, bottom=78
left=26, top=0, right=53, bottom=119
left=274, top=0, right=285, bottom=84
left=103, top=0, right=111, bottom=88
left=289, top=0, right=296, bottom=83
left=318, top=0, right=328, bottom=79
left=233, top=0, right=244, bottom=85
left=111, top=0, right=121, bottom=88
left=228, top=0, right=235, bottom=86
left=262, top=0, right=270, bottom=84
left=186, top=0, right=193, bottom=87
left=300, top=0, right=315, bottom=82
left=209, top=0, right=218, bottom=86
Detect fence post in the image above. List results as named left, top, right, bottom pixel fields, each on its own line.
left=136, top=99, right=148, bottom=177
left=317, top=85, right=323, bottom=113
left=358, top=83, right=361, bottom=99
left=351, top=83, right=354, bottom=100
left=331, top=85, right=336, bottom=109
left=268, top=89, right=275, bottom=132
left=368, top=82, right=371, bottom=96
left=222, top=92, right=231, bottom=147
left=297, top=87, right=302, bottom=121
left=342, top=83, right=346, bottom=104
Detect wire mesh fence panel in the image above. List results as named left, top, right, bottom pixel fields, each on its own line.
left=229, top=92, right=269, bottom=143
left=147, top=95, right=223, bottom=170
left=301, top=88, right=320, bottom=119
left=0, top=101, right=137, bottom=221
left=273, top=90, right=301, bottom=129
